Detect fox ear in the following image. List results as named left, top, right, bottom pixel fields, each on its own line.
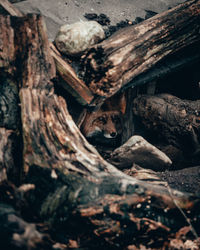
left=102, top=92, right=126, bottom=113
left=118, top=92, right=126, bottom=114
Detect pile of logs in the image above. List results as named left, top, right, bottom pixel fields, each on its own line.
left=0, top=0, right=200, bottom=249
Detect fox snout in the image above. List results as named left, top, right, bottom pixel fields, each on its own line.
left=85, top=126, right=118, bottom=139
left=104, top=131, right=117, bottom=139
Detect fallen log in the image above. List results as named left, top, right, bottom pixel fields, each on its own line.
left=0, top=129, right=20, bottom=184
left=0, top=13, right=199, bottom=248
left=123, top=164, right=167, bottom=187
left=50, top=43, right=94, bottom=106
left=0, top=72, right=21, bottom=184
left=83, top=0, right=200, bottom=105
left=132, top=94, right=200, bottom=166
left=0, top=0, right=23, bottom=16
left=0, top=0, right=94, bottom=106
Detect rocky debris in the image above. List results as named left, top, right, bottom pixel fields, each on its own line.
left=84, top=13, right=110, bottom=26
left=109, top=135, right=172, bottom=171
left=159, top=166, right=200, bottom=195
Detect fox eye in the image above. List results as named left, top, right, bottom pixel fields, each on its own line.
left=112, top=115, right=120, bottom=123
left=98, top=116, right=107, bottom=124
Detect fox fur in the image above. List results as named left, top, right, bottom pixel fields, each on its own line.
left=81, top=93, right=126, bottom=141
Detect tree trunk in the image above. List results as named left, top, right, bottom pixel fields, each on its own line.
left=83, top=0, right=200, bottom=105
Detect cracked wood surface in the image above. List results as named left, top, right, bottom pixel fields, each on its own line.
left=83, top=0, right=200, bottom=105
left=0, top=6, right=200, bottom=248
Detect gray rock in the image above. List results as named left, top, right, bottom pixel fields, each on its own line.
left=54, top=21, right=105, bottom=56
left=110, top=135, right=172, bottom=171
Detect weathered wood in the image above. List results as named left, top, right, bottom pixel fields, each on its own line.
left=133, top=94, right=200, bottom=166
left=123, top=164, right=167, bottom=187
left=0, top=15, right=15, bottom=71
left=14, top=15, right=56, bottom=89
left=0, top=182, right=52, bottom=250
left=83, top=0, right=200, bottom=104
left=0, top=129, right=20, bottom=184
left=0, top=0, right=94, bottom=106
left=0, top=129, right=10, bottom=182
left=0, top=0, right=23, bottom=16
left=50, top=43, right=94, bottom=106
left=0, top=73, right=19, bottom=129
left=11, top=14, right=200, bottom=248
left=121, top=87, right=136, bottom=143
left=0, top=72, right=21, bottom=184
left=1, top=10, right=200, bottom=249
left=13, top=14, right=113, bottom=176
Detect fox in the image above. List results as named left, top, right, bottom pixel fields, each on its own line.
left=81, top=92, right=126, bottom=142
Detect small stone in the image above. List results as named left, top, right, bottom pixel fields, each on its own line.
left=54, top=21, right=105, bottom=56
left=111, top=135, right=172, bottom=171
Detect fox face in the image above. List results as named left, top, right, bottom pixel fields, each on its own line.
left=81, top=110, right=122, bottom=139
left=80, top=92, right=126, bottom=146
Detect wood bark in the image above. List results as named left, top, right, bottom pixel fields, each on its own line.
left=0, top=59, right=21, bottom=184
left=0, top=128, right=21, bottom=184
left=2, top=0, right=200, bottom=109
left=0, top=0, right=200, bottom=247
left=0, top=0, right=95, bottom=106
left=132, top=94, right=200, bottom=166
left=50, top=43, right=94, bottom=106
left=121, top=87, right=136, bottom=143
left=0, top=0, right=23, bottom=16
left=0, top=13, right=199, bottom=248
left=83, top=0, right=200, bottom=105
left=0, top=129, right=12, bottom=182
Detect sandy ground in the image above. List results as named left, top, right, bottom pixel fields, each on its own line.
left=14, top=0, right=185, bottom=41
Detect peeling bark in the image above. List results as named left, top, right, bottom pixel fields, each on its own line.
left=13, top=14, right=200, bottom=247
left=0, top=6, right=200, bottom=249
left=132, top=94, right=200, bottom=162
left=83, top=0, right=200, bottom=105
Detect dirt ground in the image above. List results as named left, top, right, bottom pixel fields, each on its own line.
left=13, top=0, right=200, bottom=196
left=158, top=166, right=200, bottom=195
left=14, top=0, right=186, bottom=41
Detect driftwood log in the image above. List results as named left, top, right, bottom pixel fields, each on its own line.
left=132, top=94, right=200, bottom=167
left=83, top=0, right=200, bottom=106
left=0, top=12, right=200, bottom=249
left=0, top=0, right=23, bottom=16
left=50, top=43, right=94, bottom=106
left=0, top=58, right=21, bottom=184
left=0, top=0, right=95, bottom=107
left=2, top=0, right=200, bottom=109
